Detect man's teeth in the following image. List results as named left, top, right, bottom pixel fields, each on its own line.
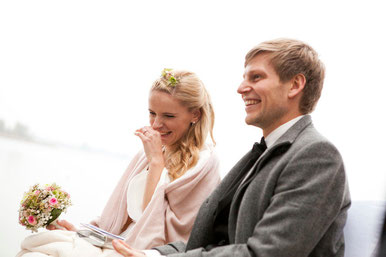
left=245, top=100, right=260, bottom=106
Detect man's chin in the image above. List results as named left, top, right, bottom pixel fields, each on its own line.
left=245, top=116, right=256, bottom=125
left=245, top=116, right=263, bottom=128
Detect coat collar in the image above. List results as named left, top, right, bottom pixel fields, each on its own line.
left=256, top=115, right=313, bottom=165
left=268, top=114, right=312, bottom=149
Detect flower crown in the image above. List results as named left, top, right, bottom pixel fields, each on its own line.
left=161, top=68, right=179, bottom=87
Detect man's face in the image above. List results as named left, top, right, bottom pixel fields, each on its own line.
left=237, top=53, right=292, bottom=134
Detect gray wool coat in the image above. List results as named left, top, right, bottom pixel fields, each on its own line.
left=154, top=115, right=351, bottom=257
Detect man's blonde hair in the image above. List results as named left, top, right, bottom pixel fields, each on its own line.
left=245, top=38, right=325, bottom=114
left=151, top=70, right=215, bottom=180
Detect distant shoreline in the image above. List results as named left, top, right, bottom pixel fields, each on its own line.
left=0, top=133, right=129, bottom=159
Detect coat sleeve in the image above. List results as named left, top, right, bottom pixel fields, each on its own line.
left=157, top=141, right=350, bottom=257
left=153, top=241, right=187, bottom=255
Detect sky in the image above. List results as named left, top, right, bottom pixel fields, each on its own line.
left=1, top=0, right=386, bottom=200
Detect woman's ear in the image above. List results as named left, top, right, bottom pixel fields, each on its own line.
left=191, top=109, right=201, bottom=123
left=288, top=73, right=306, bottom=99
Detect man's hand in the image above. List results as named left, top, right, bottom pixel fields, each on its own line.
left=112, top=240, right=146, bottom=257
left=46, top=219, right=77, bottom=231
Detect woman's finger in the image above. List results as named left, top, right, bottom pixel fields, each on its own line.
left=57, top=220, right=76, bottom=231
left=46, top=224, right=58, bottom=230
left=134, top=131, right=148, bottom=142
left=116, top=239, right=132, bottom=250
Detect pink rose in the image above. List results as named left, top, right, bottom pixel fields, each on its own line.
left=27, top=215, right=37, bottom=225
left=34, top=190, right=40, bottom=196
left=49, top=197, right=58, bottom=205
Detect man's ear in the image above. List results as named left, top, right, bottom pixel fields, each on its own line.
left=288, top=73, right=306, bottom=99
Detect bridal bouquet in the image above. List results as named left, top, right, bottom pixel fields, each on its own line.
left=18, top=183, right=72, bottom=232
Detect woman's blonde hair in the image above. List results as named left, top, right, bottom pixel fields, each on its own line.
left=151, top=70, right=215, bottom=180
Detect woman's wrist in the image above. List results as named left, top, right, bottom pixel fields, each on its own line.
left=148, top=157, right=164, bottom=169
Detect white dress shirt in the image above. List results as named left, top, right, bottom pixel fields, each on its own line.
left=264, top=115, right=304, bottom=149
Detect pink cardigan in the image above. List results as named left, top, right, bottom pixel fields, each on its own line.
left=91, top=146, right=220, bottom=249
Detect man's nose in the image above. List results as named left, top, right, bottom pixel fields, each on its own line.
left=237, top=80, right=250, bottom=94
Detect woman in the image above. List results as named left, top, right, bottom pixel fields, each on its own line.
left=17, top=69, right=220, bottom=256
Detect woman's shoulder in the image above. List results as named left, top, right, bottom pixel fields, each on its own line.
left=199, top=143, right=219, bottom=163
left=183, top=143, right=219, bottom=175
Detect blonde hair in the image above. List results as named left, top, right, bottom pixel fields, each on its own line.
left=151, top=70, right=215, bottom=180
left=245, top=38, right=325, bottom=114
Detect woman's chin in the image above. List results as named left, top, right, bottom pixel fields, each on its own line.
left=161, top=138, right=170, bottom=146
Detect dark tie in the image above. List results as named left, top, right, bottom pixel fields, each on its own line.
left=241, top=137, right=267, bottom=183
left=229, top=137, right=268, bottom=224
left=218, top=137, right=267, bottom=210
left=208, top=137, right=267, bottom=249
left=252, top=137, right=267, bottom=155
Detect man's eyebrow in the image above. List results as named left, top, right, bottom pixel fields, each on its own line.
left=247, top=68, right=263, bottom=74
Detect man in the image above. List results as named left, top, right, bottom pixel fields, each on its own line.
left=113, top=38, right=351, bottom=257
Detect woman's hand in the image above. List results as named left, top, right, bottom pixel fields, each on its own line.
left=135, top=126, right=165, bottom=211
left=135, top=126, right=164, bottom=166
left=112, top=240, right=146, bottom=257
left=46, top=219, right=77, bottom=231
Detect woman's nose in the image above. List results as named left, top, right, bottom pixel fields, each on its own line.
left=152, top=118, right=163, bottom=129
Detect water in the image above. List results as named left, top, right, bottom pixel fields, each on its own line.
left=0, top=136, right=129, bottom=256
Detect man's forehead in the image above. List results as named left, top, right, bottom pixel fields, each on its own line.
left=243, top=53, right=273, bottom=75
left=243, top=63, right=267, bottom=76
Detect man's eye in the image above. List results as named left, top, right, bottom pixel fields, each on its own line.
left=149, top=112, right=156, bottom=116
left=252, top=74, right=260, bottom=80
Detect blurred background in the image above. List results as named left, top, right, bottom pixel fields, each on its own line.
left=1, top=0, right=385, bottom=255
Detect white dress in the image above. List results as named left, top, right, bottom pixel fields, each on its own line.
left=120, top=167, right=171, bottom=237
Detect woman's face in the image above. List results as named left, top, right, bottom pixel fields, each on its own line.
left=148, top=90, right=198, bottom=146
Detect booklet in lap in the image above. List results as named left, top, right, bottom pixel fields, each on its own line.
left=77, top=223, right=125, bottom=249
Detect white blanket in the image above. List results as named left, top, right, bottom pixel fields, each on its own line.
left=16, top=230, right=122, bottom=257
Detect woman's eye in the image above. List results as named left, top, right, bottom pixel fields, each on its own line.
left=165, top=115, right=175, bottom=118
left=149, top=112, right=156, bottom=116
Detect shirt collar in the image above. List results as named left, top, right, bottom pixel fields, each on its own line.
left=265, top=115, right=304, bottom=148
